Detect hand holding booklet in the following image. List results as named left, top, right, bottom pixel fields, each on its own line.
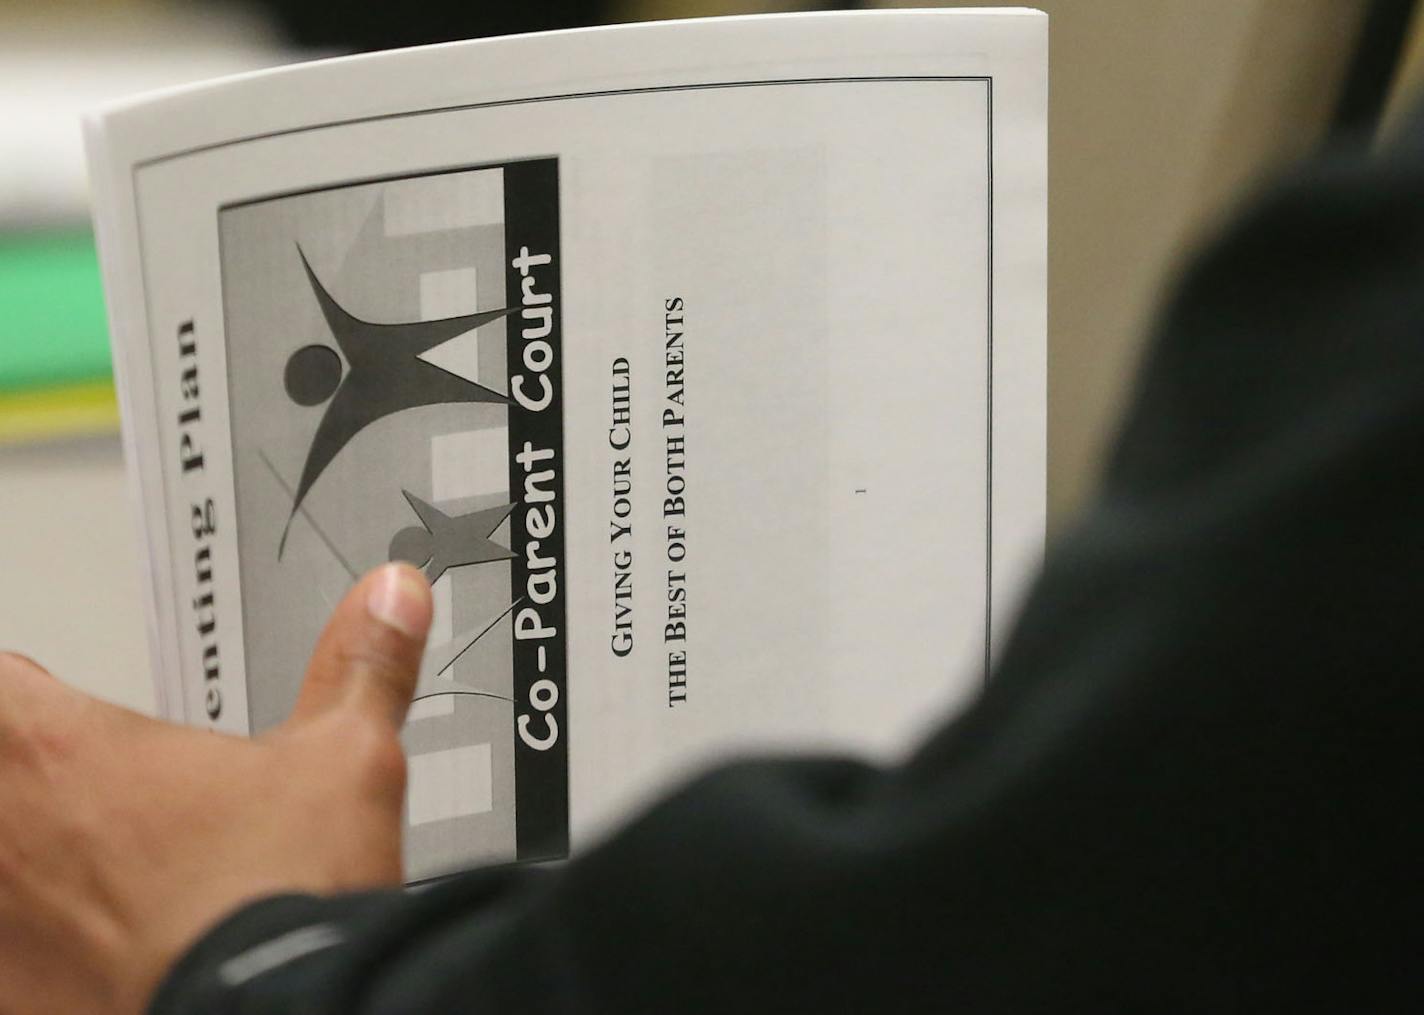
left=85, top=9, right=1047, bottom=881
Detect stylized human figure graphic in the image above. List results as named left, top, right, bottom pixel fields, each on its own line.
left=389, top=490, right=516, bottom=585
left=279, top=246, right=513, bottom=555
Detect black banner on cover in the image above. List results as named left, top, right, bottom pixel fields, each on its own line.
left=503, top=158, right=568, bottom=862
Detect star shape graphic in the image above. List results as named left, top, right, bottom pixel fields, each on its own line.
left=400, top=490, right=516, bottom=585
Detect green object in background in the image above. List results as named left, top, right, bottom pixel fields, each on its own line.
left=0, top=230, right=113, bottom=392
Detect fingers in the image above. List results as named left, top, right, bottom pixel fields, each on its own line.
left=288, top=564, right=432, bottom=730
left=0, top=652, right=65, bottom=723
left=0, top=651, right=53, bottom=687
left=0, top=652, right=92, bottom=768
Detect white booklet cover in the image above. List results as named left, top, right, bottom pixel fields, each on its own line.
left=85, top=9, right=1047, bottom=881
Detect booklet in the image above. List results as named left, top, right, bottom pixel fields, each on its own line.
left=84, top=9, right=1047, bottom=881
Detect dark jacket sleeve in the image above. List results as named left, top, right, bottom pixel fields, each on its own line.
left=150, top=141, right=1424, bottom=1014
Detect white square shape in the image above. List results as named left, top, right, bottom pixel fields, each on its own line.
left=407, top=744, right=493, bottom=826
left=430, top=427, right=509, bottom=502
left=418, top=266, right=480, bottom=320
left=405, top=694, right=455, bottom=722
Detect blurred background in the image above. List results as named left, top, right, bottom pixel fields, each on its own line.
left=2, top=0, right=1422, bottom=712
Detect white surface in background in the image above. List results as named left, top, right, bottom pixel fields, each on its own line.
left=0, top=7, right=309, bottom=227
left=0, top=437, right=154, bottom=714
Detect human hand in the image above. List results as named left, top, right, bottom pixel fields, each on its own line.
left=0, top=563, right=432, bottom=1015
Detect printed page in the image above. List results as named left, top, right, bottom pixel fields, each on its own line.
left=86, top=10, right=1047, bottom=880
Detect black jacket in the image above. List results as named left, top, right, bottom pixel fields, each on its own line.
left=152, top=139, right=1424, bottom=1013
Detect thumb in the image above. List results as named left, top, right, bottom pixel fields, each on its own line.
left=288, top=563, right=432, bottom=729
